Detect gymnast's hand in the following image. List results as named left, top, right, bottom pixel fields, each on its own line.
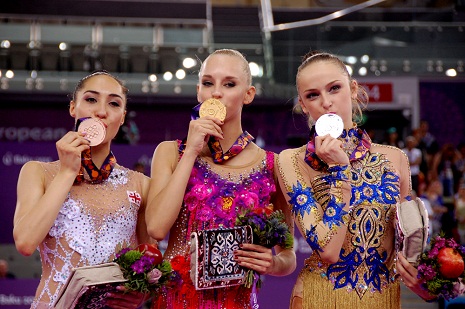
left=55, top=131, right=90, bottom=176
left=314, top=134, right=349, bottom=166
left=396, top=252, right=436, bottom=302
left=184, top=116, right=223, bottom=157
left=234, top=243, right=275, bottom=275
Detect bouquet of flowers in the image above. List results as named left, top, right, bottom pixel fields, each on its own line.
left=236, top=208, right=294, bottom=289
left=417, top=234, right=465, bottom=301
left=114, top=243, right=179, bottom=296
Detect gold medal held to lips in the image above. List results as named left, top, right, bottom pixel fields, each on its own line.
left=199, top=98, right=227, bottom=121
left=78, top=118, right=106, bottom=146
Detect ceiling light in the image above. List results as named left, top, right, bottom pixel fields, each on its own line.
left=379, top=60, right=387, bottom=72
left=182, top=57, right=197, bottom=69
left=402, top=60, right=411, bottom=72
left=360, top=55, right=369, bottom=64
left=446, top=69, right=457, bottom=77
left=60, top=79, right=69, bottom=91
left=176, top=69, right=186, bottom=80
left=174, top=83, right=182, bottom=94
left=1, top=78, right=9, bottom=90
left=346, top=56, right=357, bottom=64
left=457, top=60, right=464, bottom=72
left=163, top=71, right=173, bottom=81
left=358, top=67, right=367, bottom=76
left=59, top=42, right=68, bottom=51
left=249, top=62, right=262, bottom=77
left=1, top=40, right=11, bottom=49
left=149, top=74, right=157, bottom=82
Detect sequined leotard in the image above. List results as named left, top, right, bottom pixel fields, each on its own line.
left=153, top=141, right=277, bottom=309
left=31, top=161, right=148, bottom=309
left=278, top=127, right=411, bottom=309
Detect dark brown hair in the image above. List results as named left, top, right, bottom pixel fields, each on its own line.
left=71, top=70, right=129, bottom=106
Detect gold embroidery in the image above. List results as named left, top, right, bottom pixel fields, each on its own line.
left=310, top=175, right=330, bottom=207
left=280, top=145, right=402, bottom=299
left=300, top=270, right=401, bottom=308
left=222, top=197, right=233, bottom=211
left=349, top=205, right=386, bottom=249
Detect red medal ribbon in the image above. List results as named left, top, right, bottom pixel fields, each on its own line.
left=74, top=149, right=116, bottom=184
left=304, top=126, right=371, bottom=171
left=207, top=131, right=254, bottom=163
left=179, top=131, right=254, bottom=163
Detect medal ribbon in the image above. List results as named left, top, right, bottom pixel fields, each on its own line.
left=250, top=272, right=260, bottom=308
left=181, top=103, right=254, bottom=162
left=304, top=126, right=372, bottom=171
left=74, top=149, right=116, bottom=184
left=207, top=131, right=254, bottom=163
left=178, top=132, right=254, bottom=163
left=191, top=103, right=201, bottom=120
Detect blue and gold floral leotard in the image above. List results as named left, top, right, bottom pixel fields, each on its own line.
left=278, top=127, right=411, bottom=309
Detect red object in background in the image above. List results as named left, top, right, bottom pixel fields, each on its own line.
left=438, top=247, right=465, bottom=279
left=137, top=243, right=163, bottom=265
left=360, top=83, right=393, bottom=103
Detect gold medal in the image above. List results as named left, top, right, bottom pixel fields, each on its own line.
left=78, top=118, right=106, bottom=146
left=199, top=98, right=226, bottom=121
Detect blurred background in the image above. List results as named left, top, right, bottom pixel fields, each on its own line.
left=1, top=0, right=465, bottom=308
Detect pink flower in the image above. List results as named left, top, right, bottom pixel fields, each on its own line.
left=147, top=268, right=163, bottom=284
left=184, top=184, right=214, bottom=211
left=251, top=180, right=275, bottom=199
left=198, top=207, right=214, bottom=221
left=237, top=191, right=259, bottom=210
left=446, top=238, right=459, bottom=249
left=453, top=278, right=465, bottom=295
left=213, top=197, right=232, bottom=219
left=191, top=184, right=213, bottom=201
left=185, top=197, right=200, bottom=211
left=428, top=246, right=439, bottom=258
left=434, top=236, right=446, bottom=249
left=418, top=264, right=436, bottom=281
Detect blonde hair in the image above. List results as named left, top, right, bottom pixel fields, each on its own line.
left=199, top=49, right=252, bottom=86
left=296, top=51, right=368, bottom=125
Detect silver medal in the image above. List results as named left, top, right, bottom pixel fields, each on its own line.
left=315, top=113, right=343, bottom=138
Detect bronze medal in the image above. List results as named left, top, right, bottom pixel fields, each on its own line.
left=199, top=98, right=227, bottom=121
left=78, top=118, right=106, bottom=146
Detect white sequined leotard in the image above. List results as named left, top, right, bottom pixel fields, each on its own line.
left=31, top=161, right=148, bottom=309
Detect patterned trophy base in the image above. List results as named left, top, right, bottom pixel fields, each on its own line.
left=190, top=226, right=253, bottom=290
left=54, top=262, right=127, bottom=309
